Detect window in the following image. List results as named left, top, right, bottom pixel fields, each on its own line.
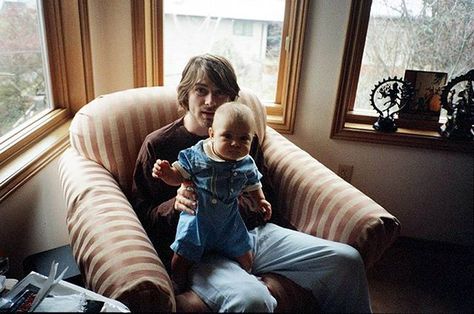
left=233, top=20, right=253, bottom=37
left=131, top=0, right=308, bottom=133
left=0, top=0, right=51, bottom=139
left=331, top=0, right=473, bottom=153
left=163, top=0, right=280, bottom=102
left=0, top=0, right=93, bottom=201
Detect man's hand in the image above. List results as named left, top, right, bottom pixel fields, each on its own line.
left=174, top=181, right=198, bottom=215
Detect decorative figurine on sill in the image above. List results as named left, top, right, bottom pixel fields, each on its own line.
left=439, top=69, right=474, bottom=140
left=370, top=76, right=413, bottom=132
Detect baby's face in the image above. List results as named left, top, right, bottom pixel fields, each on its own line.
left=209, top=118, right=253, bottom=161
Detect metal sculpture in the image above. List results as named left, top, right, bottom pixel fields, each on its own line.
left=439, top=70, right=474, bottom=140
left=370, top=77, right=414, bottom=132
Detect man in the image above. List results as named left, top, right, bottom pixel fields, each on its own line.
left=131, top=54, right=372, bottom=312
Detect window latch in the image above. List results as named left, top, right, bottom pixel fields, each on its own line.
left=285, top=36, right=291, bottom=51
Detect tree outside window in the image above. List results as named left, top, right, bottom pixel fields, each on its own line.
left=354, top=0, right=474, bottom=118
left=0, top=0, right=50, bottom=139
left=332, top=0, right=473, bottom=152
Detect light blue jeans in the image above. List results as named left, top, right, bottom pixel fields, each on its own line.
left=189, top=223, right=372, bottom=313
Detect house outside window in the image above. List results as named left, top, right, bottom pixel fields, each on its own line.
left=162, top=0, right=284, bottom=103
left=132, top=0, right=308, bottom=133
left=233, top=20, right=253, bottom=37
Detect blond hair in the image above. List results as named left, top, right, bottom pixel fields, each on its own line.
left=213, top=102, right=256, bottom=134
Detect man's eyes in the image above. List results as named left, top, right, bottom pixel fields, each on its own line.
left=194, top=87, right=227, bottom=98
left=214, top=90, right=227, bottom=97
left=195, top=87, right=208, bottom=96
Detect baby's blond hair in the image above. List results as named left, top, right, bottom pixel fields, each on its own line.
left=213, top=102, right=256, bottom=134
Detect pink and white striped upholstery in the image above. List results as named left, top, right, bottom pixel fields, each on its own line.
left=67, top=87, right=180, bottom=197
left=59, top=87, right=400, bottom=312
left=262, top=127, right=399, bottom=267
left=59, top=148, right=174, bottom=311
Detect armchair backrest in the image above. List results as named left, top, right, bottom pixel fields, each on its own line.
left=69, top=86, right=266, bottom=196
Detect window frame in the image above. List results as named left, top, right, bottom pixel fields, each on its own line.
left=0, top=0, right=94, bottom=202
left=131, top=0, right=308, bottom=134
left=331, top=0, right=473, bottom=154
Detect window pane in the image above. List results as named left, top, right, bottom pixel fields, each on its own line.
left=163, top=0, right=285, bottom=103
left=0, top=0, right=52, bottom=139
left=354, top=0, right=474, bottom=117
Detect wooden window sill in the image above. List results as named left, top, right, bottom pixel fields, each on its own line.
left=267, top=114, right=289, bottom=134
left=331, top=122, right=474, bottom=154
left=0, top=119, right=71, bottom=202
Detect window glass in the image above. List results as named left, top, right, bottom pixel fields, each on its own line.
left=233, top=20, right=253, bottom=37
left=163, top=0, right=285, bottom=103
left=0, top=0, right=51, bottom=139
left=354, top=0, right=474, bottom=119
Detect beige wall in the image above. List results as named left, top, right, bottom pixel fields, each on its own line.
left=1, top=0, right=472, bottom=278
left=0, top=157, right=68, bottom=278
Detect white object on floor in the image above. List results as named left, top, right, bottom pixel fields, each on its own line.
left=29, top=261, right=69, bottom=311
left=1, top=271, right=129, bottom=312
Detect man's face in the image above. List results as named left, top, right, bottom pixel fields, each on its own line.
left=186, top=76, right=231, bottom=132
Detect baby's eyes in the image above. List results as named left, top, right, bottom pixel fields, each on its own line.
left=221, top=134, right=251, bottom=142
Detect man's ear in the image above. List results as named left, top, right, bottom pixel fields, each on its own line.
left=208, top=127, right=214, bottom=138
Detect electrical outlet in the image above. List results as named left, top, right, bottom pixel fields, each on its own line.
left=338, top=164, right=354, bottom=182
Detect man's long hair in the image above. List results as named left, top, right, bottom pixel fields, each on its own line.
left=177, top=54, right=240, bottom=110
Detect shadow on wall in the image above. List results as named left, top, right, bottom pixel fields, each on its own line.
left=0, top=158, right=69, bottom=278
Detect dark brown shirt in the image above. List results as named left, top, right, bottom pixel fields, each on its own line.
left=130, top=117, right=277, bottom=270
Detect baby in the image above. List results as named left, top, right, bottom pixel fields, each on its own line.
left=153, top=101, right=272, bottom=292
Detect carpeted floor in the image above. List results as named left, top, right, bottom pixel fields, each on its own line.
left=367, top=237, right=473, bottom=313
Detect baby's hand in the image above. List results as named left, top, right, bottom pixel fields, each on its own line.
left=152, top=159, right=171, bottom=178
left=259, top=199, right=272, bottom=221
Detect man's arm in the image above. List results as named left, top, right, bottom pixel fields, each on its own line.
left=131, top=138, right=179, bottom=229
left=131, top=120, right=203, bottom=229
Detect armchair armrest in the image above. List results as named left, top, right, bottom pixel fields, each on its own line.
left=262, top=127, right=400, bottom=268
left=58, top=148, right=175, bottom=311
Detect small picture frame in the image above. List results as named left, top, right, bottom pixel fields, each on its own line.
left=399, top=70, right=448, bottom=122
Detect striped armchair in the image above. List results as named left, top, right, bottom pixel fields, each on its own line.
left=58, top=87, right=400, bottom=312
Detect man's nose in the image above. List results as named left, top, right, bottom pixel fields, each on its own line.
left=205, top=92, right=216, bottom=106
